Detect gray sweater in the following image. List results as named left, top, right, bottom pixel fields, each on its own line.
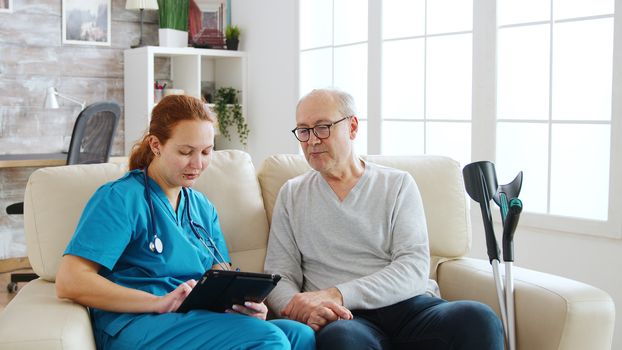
left=264, top=161, right=438, bottom=314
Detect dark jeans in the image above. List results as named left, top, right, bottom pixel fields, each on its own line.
left=316, top=294, right=504, bottom=350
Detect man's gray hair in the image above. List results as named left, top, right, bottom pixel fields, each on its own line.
left=298, top=88, right=358, bottom=117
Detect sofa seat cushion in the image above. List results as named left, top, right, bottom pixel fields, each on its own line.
left=0, top=279, right=96, bottom=350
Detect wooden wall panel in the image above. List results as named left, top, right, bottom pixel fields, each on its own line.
left=0, top=14, right=60, bottom=46
left=0, top=1, right=159, bottom=259
left=0, top=106, right=69, bottom=137
left=58, top=48, right=123, bottom=77
left=0, top=46, right=60, bottom=76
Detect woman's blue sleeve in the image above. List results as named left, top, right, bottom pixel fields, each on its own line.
left=64, top=185, right=133, bottom=270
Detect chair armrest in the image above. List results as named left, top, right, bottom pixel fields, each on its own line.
left=0, top=279, right=96, bottom=350
left=437, top=257, right=615, bottom=350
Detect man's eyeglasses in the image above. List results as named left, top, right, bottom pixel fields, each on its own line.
left=291, top=116, right=349, bottom=142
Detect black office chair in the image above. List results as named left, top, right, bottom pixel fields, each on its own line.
left=5, top=101, right=121, bottom=292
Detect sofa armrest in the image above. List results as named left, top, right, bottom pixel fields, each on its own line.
left=0, top=279, right=96, bottom=350
left=437, top=257, right=615, bottom=350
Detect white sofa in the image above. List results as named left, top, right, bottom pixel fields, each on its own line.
left=0, top=150, right=615, bottom=350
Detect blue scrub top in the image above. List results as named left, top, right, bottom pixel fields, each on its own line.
left=64, top=169, right=231, bottom=336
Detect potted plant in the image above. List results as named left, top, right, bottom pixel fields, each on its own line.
left=225, top=25, right=240, bottom=50
left=157, top=0, right=189, bottom=47
left=213, top=87, right=249, bottom=146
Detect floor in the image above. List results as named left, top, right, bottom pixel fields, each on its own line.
left=0, top=268, right=33, bottom=313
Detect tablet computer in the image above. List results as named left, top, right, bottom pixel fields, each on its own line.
left=176, top=269, right=281, bottom=313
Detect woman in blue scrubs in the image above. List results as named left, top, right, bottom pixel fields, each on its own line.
left=56, top=95, right=315, bottom=350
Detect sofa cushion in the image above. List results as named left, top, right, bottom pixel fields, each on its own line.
left=362, top=155, right=471, bottom=259
left=0, top=279, right=96, bottom=350
left=191, top=150, right=269, bottom=272
left=256, top=154, right=312, bottom=222
left=257, top=154, right=471, bottom=262
left=24, top=150, right=268, bottom=281
left=25, top=163, right=127, bottom=281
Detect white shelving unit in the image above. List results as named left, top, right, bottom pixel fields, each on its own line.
left=123, top=46, right=247, bottom=154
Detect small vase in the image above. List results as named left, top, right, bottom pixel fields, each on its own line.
left=226, top=38, right=239, bottom=51
left=159, top=28, right=188, bottom=48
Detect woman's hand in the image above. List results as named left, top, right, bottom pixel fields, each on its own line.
left=226, top=301, right=268, bottom=320
left=155, top=279, right=197, bottom=313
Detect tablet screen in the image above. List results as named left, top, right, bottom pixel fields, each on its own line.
left=176, top=270, right=281, bottom=313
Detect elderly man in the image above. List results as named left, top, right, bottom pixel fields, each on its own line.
left=264, top=88, right=503, bottom=350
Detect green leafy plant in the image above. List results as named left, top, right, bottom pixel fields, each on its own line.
left=213, top=87, right=249, bottom=146
left=225, top=25, right=240, bottom=40
left=157, top=0, right=189, bottom=31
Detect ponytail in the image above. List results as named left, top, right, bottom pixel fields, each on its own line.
left=128, top=137, right=154, bottom=170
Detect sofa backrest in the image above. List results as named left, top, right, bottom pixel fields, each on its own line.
left=191, top=150, right=270, bottom=272
left=24, top=150, right=268, bottom=281
left=257, top=154, right=471, bottom=273
left=24, top=163, right=126, bottom=281
left=24, top=150, right=469, bottom=282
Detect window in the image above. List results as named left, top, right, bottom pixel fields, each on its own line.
left=382, top=0, right=472, bottom=166
left=299, top=0, right=368, bottom=155
left=495, top=0, right=618, bottom=235
left=299, top=0, right=622, bottom=237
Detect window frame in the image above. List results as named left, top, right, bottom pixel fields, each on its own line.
left=475, top=0, right=622, bottom=239
left=299, top=0, right=622, bottom=239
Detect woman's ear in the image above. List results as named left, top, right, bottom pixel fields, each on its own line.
left=148, top=135, right=161, bottom=156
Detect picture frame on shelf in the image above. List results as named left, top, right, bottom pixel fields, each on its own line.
left=61, top=0, right=111, bottom=46
left=198, top=0, right=227, bottom=32
left=190, top=0, right=227, bottom=49
left=0, top=0, right=12, bottom=13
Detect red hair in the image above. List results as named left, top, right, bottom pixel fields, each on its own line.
left=129, top=95, right=216, bottom=170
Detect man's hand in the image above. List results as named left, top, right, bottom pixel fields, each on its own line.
left=305, top=300, right=352, bottom=331
left=281, top=288, right=353, bottom=330
left=155, top=279, right=197, bottom=313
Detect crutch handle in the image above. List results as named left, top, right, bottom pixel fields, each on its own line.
left=502, top=198, right=522, bottom=262
left=478, top=175, right=500, bottom=263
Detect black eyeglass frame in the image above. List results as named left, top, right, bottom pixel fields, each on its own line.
left=291, top=116, right=350, bottom=142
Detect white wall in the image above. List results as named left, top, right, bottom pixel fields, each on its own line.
left=234, top=1, right=621, bottom=348
left=232, top=0, right=300, bottom=166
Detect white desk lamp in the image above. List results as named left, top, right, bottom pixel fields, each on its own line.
left=44, top=87, right=86, bottom=110
left=126, top=0, right=159, bottom=48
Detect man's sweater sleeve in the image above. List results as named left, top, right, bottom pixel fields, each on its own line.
left=263, top=183, right=303, bottom=316
left=336, top=174, right=431, bottom=310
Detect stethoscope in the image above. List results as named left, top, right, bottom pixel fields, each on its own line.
left=143, top=169, right=230, bottom=271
